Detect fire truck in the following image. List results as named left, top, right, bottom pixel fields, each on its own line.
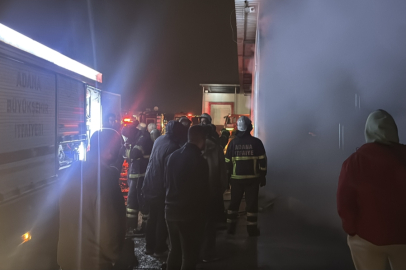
left=174, top=112, right=200, bottom=126
left=122, top=107, right=166, bottom=133
left=0, top=23, right=121, bottom=203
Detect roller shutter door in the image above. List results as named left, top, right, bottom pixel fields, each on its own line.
left=0, top=56, right=56, bottom=201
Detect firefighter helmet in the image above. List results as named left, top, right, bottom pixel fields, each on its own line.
left=200, top=113, right=212, bottom=125
left=237, top=116, right=251, bottom=132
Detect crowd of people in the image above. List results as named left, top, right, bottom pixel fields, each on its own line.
left=56, top=108, right=406, bottom=270
left=57, top=113, right=267, bottom=270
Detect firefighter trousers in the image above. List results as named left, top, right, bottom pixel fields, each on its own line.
left=127, top=177, right=147, bottom=229
left=227, top=178, right=260, bottom=234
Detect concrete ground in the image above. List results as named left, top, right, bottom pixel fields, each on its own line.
left=133, top=196, right=355, bottom=270
left=0, top=182, right=355, bottom=270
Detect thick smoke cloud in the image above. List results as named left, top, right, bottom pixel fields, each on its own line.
left=258, top=0, right=406, bottom=227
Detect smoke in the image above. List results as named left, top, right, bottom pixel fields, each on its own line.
left=257, top=0, right=406, bottom=227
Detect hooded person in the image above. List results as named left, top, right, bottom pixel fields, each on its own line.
left=58, top=129, right=128, bottom=270
left=142, top=120, right=183, bottom=256
left=337, top=110, right=406, bottom=270
left=225, top=116, right=267, bottom=237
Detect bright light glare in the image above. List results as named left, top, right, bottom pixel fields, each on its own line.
left=123, top=118, right=132, bottom=123
left=0, top=23, right=102, bottom=83
left=78, top=142, right=85, bottom=161
left=21, top=232, right=32, bottom=243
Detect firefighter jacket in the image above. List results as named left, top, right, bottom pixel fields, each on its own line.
left=225, top=130, right=267, bottom=181
left=58, top=160, right=126, bottom=270
left=127, top=130, right=153, bottom=179
left=142, top=121, right=182, bottom=201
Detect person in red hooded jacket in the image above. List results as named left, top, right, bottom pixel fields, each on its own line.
left=337, top=109, right=406, bottom=270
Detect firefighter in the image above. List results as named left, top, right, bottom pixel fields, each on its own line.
left=225, top=116, right=267, bottom=237
left=200, top=113, right=212, bottom=125
left=126, top=122, right=153, bottom=237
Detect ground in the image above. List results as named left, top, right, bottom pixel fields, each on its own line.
left=0, top=182, right=355, bottom=270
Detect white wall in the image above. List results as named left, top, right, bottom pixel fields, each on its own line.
left=202, top=93, right=251, bottom=115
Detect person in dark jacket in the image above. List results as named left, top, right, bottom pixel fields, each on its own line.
left=200, top=125, right=228, bottom=262
left=142, top=120, right=183, bottom=256
left=219, top=129, right=230, bottom=150
left=148, top=123, right=161, bottom=142
left=126, top=122, right=154, bottom=237
left=165, top=125, right=209, bottom=270
left=58, top=129, right=126, bottom=270
left=103, top=112, right=118, bottom=130
left=150, top=128, right=161, bottom=142
left=199, top=113, right=219, bottom=143
left=338, top=110, right=406, bottom=270
left=225, top=116, right=267, bottom=237
left=179, top=116, right=192, bottom=146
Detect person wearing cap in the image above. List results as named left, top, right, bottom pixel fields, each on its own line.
left=125, top=122, right=154, bottom=237
left=225, top=116, right=267, bottom=237
left=338, top=110, right=406, bottom=270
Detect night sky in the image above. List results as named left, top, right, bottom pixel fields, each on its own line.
left=0, top=0, right=239, bottom=115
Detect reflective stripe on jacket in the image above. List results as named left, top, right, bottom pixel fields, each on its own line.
left=225, top=131, right=267, bottom=180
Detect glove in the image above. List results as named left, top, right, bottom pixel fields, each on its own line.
left=260, top=176, right=266, bottom=187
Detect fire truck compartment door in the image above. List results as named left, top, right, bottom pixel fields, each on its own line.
left=0, top=56, right=56, bottom=201
left=57, top=75, right=86, bottom=138
left=101, top=91, right=121, bottom=127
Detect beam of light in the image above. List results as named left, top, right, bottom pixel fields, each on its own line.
left=78, top=142, right=86, bottom=161
left=0, top=23, right=102, bottom=83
